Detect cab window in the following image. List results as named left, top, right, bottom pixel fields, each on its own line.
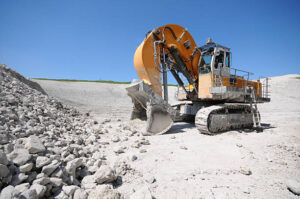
left=203, top=55, right=212, bottom=65
left=225, top=52, right=230, bottom=67
left=214, top=51, right=224, bottom=69
left=199, top=55, right=211, bottom=74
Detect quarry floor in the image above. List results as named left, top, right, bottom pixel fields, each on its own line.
left=34, top=74, right=300, bottom=199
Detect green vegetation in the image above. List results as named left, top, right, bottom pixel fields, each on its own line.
left=33, top=78, right=179, bottom=86
left=295, top=77, right=300, bottom=79
left=33, top=78, right=131, bottom=84
left=168, top=84, right=178, bottom=87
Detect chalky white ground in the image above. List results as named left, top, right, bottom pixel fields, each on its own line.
left=34, top=74, right=300, bottom=198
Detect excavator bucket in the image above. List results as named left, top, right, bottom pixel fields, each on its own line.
left=126, top=80, right=175, bottom=135
left=146, top=104, right=173, bottom=135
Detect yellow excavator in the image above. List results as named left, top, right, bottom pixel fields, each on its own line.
left=126, top=24, right=270, bottom=135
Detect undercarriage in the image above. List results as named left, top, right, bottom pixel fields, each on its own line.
left=126, top=81, right=261, bottom=135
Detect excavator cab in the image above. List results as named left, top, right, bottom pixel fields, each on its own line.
left=199, top=40, right=231, bottom=77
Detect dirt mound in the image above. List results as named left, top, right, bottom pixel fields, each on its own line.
left=0, top=64, right=46, bottom=95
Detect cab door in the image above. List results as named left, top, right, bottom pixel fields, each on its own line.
left=212, top=49, right=224, bottom=76
left=222, top=51, right=230, bottom=77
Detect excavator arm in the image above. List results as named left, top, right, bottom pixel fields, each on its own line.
left=133, top=24, right=201, bottom=97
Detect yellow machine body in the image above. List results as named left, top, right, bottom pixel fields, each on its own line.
left=197, top=74, right=261, bottom=99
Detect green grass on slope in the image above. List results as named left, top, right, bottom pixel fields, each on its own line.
left=33, top=78, right=178, bottom=86
left=33, top=78, right=131, bottom=84
left=295, top=77, right=300, bottom=79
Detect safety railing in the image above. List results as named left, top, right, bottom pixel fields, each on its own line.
left=211, top=67, right=254, bottom=90
left=210, top=68, right=270, bottom=99
left=231, top=67, right=254, bottom=81
left=258, top=76, right=270, bottom=99
left=175, top=67, right=270, bottom=100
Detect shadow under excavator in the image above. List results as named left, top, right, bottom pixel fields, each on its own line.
left=165, top=122, right=275, bottom=135
left=165, top=122, right=195, bottom=134
left=236, top=123, right=275, bottom=133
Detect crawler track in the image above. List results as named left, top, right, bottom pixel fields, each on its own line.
left=195, top=104, right=256, bottom=134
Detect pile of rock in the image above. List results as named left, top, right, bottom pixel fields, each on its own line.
left=0, top=64, right=123, bottom=199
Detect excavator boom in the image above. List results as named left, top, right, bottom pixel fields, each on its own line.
left=134, top=24, right=200, bottom=97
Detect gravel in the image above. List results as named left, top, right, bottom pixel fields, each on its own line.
left=0, top=64, right=123, bottom=198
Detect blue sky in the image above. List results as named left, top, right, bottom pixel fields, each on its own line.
left=0, top=0, right=299, bottom=83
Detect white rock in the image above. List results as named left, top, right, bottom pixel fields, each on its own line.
left=114, top=147, right=124, bottom=154
left=88, top=165, right=98, bottom=173
left=42, top=160, right=60, bottom=176
left=180, top=146, right=188, bottom=150
left=14, top=183, right=30, bottom=197
left=36, top=173, right=46, bottom=179
left=65, top=154, right=75, bottom=162
left=131, top=142, right=141, bottom=148
left=32, top=177, right=51, bottom=185
left=36, top=156, right=51, bottom=168
left=25, top=135, right=46, bottom=154
left=236, top=143, right=243, bottom=147
left=139, top=149, right=147, bottom=153
left=140, top=140, right=150, bottom=145
left=62, top=185, right=79, bottom=196
left=86, top=135, right=97, bottom=144
left=240, top=167, right=252, bottom=175
left=51, top=167, right=63, bottom=178
left=92, top=152, right=104, bottom=160
left=81, top=175, right=96, bottom=189
left=19, top=162, right=33, bottom=173
left=50, top=177, right=63, bottom=187
left=65, top=158, right=83, bottom=175
left=87, top=186, right=121, bottom=199
left=30, top=184, right=47, bottom=198
left=20, top=189, right=38, bottom=199
left=93, top=159, right=102, bottom=167
left=0, top=185, right=14, bottom=199
left=7, top=148, right=32, bottom=166
left=112, top=136, right=120, bottom=142
left=74, top=189, right=88, bottom=199
left=94, top=165, right=117, bottom=184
